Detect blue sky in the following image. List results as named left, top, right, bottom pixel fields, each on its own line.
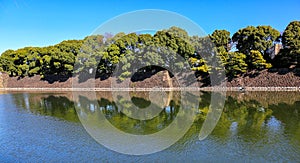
left=0, top=0, right=299, bottom=54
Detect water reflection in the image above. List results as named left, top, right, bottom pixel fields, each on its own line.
left=11, top=93, right=78, bottom=122
left=73, top=90, right=199, bottom=155
left=8, top=91, right=300, bottom=158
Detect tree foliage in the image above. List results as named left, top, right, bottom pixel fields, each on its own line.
left=221, top=51, right=248, bottom=77
left=210, top=29, right=231, bottom=52
left=232, top=25, right=280, bottom=59
left=280, top=21, right=300, bottom=66
left=0, top=21, right=299, bottom=81
left=0, top=40, right=83, bottom=78
left=248, top=50, right=272, bottom=69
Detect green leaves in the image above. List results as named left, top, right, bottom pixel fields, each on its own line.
left=249, top=50, right=272, bottom=69
left=0, top=22, right=299, bottom=81
left=282, top=21, right=300, bottom=49
left=216, top=51, right=248, bottom=77
left=232, top=25, right=280, bottom=58
left=279, top=21, right=300, bottom=67
left=28, top=67, right=40, bottom=76
left=210, top=30, right=231, bottom=52
left=0, top=40, right=83, bottom=77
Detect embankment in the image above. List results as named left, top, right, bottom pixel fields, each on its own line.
left=1, top=69, right=300, bottom=91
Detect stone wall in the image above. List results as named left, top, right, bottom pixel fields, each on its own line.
left=0, top=72, right=3, bottom=88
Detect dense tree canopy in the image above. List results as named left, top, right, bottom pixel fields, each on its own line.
left=0, top=40, right=83, bottom=78
left=0, top=21, right=299, bottom=80
left=232, top=26, right=280, bottom=56
left=210, top=30, right=231, bottom=52
left=280, top=21, right=300, bottom=66
left=282, top=21, right=300, bottom=51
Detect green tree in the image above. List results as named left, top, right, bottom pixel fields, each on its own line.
left=56, top=40, right=82, bottom=74
left=210, top=29, right=231, bottom=52
left=108, top=27, right=195, bottom=81
left=225, top=52, right=248, bottom=77
left=232, top=25, right=280, bottom=60
left=281, top=21, right=300, bottom=66
left=39, top=40, right=82, bottom=77
left=249, top=50, right=272, bottom=69
left=163, top=26, right=190, bottom=42
left=0, top=50, right=17, bottom=76
left=154, top=29, right=194, bottom=59
left=189, top=36, right=214, bottom=73
left=26, top=47, right=42, bottom=76
left=76, top=35, right=105, bottom=75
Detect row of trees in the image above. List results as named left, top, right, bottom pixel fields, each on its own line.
left=0, top=40, right=83, bottom=78
left=0, top=21, right=299, bottom=80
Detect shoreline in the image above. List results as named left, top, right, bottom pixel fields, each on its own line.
left=0, top=87, right=299, bottom=92
left=1, top=69, right=300, bottom=92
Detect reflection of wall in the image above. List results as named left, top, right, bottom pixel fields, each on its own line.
left=72, top=91, right=176, bottom=107
left=227, top=91, right=300, bottom=107
left=129, top=91, right=177, bottom=107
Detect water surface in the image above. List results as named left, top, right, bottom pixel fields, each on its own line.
left=0, top=91, right=299, bottom=162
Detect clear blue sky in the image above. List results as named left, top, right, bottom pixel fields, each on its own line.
left=0, top=0, right=299, bottom=54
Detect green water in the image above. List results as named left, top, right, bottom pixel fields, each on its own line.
left=0, top=91, right=299, bottom=162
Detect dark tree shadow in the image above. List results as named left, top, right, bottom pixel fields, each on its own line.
left=244, top=71, right=261, bottom=78
left=277, top=68, right=290, bottom=75
left=42, top=74, right=71, bottom=84
left=131, top=66, right=169, bottom=82
left=292, top=68, right=300, bottom=76
left=196, top=72, right=211, bottom=87
left=76, top=70, right=111, bottom=83
left=268, top=67, right=300, bottom=76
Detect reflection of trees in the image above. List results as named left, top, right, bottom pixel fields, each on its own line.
left=270, top=101, right=300, bottom=147
left=9, top=91, right=300, bottom=148
left=213, top=96, right=273, bottom=142
left=207, top=92, right=300, bottom=150
left=11, top=93, right=78, bottom=122
left=103, top=100, right=179, bottom=135
left=76, top=92, right=181, bottom=135
left=131, top=97, right=151, bottom=108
